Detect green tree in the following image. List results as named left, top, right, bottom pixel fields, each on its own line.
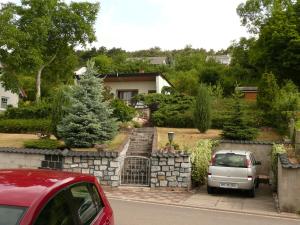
left=257, top=73, right=279, bottom=113
left=57, top=61, right=117, bottom=147
left=237, top=0, right=294, bottom=34
left=222, top=89, right=258, bottom=140
left=0, top=0, right=99, bottom=101
left=93, top=54, right=114, bottom=74
left=194, top=84, right=212, bottom=133
left=50, top=86, right=70, bottom=139
left=237, top=0, right=300, bottom=86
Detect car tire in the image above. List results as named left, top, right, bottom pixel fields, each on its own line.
left=248, top=186, right=255, bottom=198
left=207, top=185, right=215, bottom=194
left=255, top=178, right=259, bottom=189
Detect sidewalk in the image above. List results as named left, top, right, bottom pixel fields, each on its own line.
left=104, top=184, right=300, bottom=219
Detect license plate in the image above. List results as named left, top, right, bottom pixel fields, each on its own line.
left=219, top=183, right=238, bottom=189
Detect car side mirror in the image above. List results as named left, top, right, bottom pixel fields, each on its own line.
left=255, top=161, right=261, bottom=166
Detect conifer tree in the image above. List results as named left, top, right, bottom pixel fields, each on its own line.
left=57, top=61, right=117, bottom=147
left=222, top=89, right=258, bottom=140
left=194, top=84, right=211, bottom=133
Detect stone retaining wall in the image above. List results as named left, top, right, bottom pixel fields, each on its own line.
left=150, top=152, right=191, bottom=189
left=277, top=154, right=300, bottom=213
left=63, top=155, right=122, bottom=187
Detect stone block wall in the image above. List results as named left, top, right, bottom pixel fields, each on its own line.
left=63, top=155, right=122, bottom=187
left=150, top=153, right=191, bottom=189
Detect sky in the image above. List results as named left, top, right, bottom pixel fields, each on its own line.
left=0, top=0, right=249, bottom=51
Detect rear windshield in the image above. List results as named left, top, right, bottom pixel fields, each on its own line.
left=0, top=205, right=26, bottom=225
left=213, top=153, right=247, bottom=168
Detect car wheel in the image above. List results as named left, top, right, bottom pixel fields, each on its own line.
left=207, top=185, right=215, bottom=194
left=248, top=186, right=255, bottom=198
left=255, top=178, right=259, bottom=189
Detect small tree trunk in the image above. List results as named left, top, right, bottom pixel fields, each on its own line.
left=36, top=66, right=45, bottom=102
left=35, top=54, right=57, bottom=102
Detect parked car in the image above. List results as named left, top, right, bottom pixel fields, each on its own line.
left=207, top=150, right=261, bottom=197
left=0, top=169, right=114, bottom=225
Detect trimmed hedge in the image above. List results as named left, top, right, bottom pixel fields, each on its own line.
left=4, top=103, right=51, bottom=119
left=24, top=139, right=64, bottom=149
left=0, top=119, right=51, bottom=133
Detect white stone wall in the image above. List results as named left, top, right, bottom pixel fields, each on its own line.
left=0, top=152, right=43, bottom=169
left=0, top=85, right=19, bottom=111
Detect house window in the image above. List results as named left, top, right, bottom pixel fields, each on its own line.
left=1, top=97, right=8, bottom=109
left=117, top=90, right=138, bottom=105
left=148, top=90, right=156, bottom=94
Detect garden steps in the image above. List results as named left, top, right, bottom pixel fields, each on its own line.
left=126, top=128, right=154, bottom=157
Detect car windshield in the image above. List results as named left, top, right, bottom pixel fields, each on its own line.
left=214, top=153, right=247, bottom=168
left=0, top=205, right=27, bottom=225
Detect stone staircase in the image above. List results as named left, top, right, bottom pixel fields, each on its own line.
left=126, top=127, right=154, bottom=157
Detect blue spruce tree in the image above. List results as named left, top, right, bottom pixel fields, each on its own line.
left=58, top=61, right=117, bottom=147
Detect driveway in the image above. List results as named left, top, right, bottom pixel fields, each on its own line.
left=104, top=184, right=296, bottom=218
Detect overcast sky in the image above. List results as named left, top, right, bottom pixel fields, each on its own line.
left=0, top=0, right=249, bottom=51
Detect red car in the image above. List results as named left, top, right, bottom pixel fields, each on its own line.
left=0, top=169, right=114, bottom=225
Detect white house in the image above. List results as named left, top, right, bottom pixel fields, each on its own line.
left=99, top=72, right=171, bottom=105
left=206, top=55, right=231, bottom=65
left=0, top=83, right=19, bottom=111
left=75, top=69, right=172, bottom=105
left=0, top=63, right=19, bottom=111
left=126, top=57, right=169, bottom=65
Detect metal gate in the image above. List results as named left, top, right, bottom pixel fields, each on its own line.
left=121, top=156, right=150, bottom=186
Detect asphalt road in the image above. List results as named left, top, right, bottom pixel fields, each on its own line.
left=110, top=199, right=300, bottom=225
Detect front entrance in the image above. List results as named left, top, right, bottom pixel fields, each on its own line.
left=121, top=156, right=150, bottom=186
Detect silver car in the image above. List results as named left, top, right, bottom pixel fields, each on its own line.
left=207, top=150, right=261, bottom=197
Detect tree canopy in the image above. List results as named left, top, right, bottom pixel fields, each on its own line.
left=0, top=0, right=99, bottom=101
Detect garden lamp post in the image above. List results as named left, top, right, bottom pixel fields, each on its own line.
left=168, top=132, right=175, bottom=146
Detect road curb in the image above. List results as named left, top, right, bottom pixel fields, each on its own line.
left=108, top=197, right=300, bottom=221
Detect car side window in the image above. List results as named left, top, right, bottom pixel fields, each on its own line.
left=34, top=190, right=75, bottom=225
left=90, top=184, right=104, bottom=212
left=70, top=184, right=99, bottom=225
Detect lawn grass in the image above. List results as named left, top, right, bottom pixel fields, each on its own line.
left=0, top=132, right=129, bottom=151
left=157, top=127, right=283, bottom=150
left=0, top=133, right=40, bottom=148
left=72, top=132, right=129, bottom=152
left=157, top=128, right=221, bottom=150
left=105, top=132, right=129, bottom=151
left=256, top=129, right=282, bottom=142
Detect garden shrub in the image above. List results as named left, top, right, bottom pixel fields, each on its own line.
left=257, top=74, right=300, bottom=133
left=189, top=139, right=218, bottom=185
left=4, top=102, right=51, bottom=119
left=271, top=144, right=286, bottom=189
left=0, top=119, right=51, bottom=133
left=111, top=99, right=136, bottom=122
left=24, top=139, right=64, bottom=149
left=137, top=93, right=195, bottom=128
